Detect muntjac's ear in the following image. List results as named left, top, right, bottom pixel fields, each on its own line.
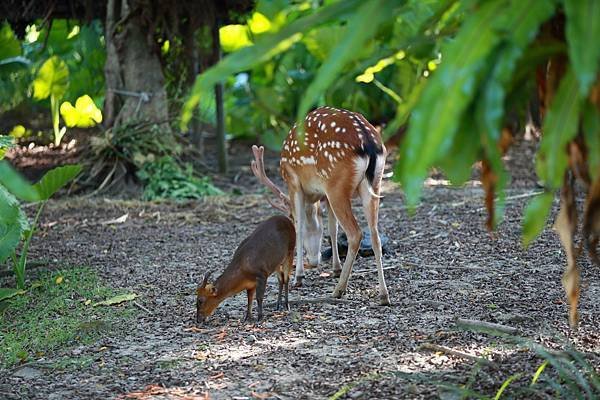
left=205, top=283, right=217, bottom=296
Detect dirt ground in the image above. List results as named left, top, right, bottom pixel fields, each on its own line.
left=1, top=137, right=599, bottom=399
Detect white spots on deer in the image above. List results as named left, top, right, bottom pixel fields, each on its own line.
left=330, top=121, right=336, bottom=128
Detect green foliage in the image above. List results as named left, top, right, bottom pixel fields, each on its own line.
left=32, top=56, right=69, bottom=101
left=0, top=20, right=105, bottom=144
left=0, top=162, right=81, bottom=289
left=181, top=0, right=367, bottom=129
left=438, top=326, right=600, bottom=399
left=563, top=0, right=600, bottom=96
left=0, top=22, right=21, bottom=59
left=522, top=191, right=554, bottom=247
left=0, top=135, right=14, bottom=160
left=137, top=156, right=223, bottom=201
left=536, top=69, right=582, bottom=189
left=0, top=268, right=134, bottom=367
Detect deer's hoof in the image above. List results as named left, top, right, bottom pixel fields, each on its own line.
left=293, top=276, right=303, bottom=287
left=332, top=287, right=345, bottom=299
left=379, top=293, right=391, bottom=306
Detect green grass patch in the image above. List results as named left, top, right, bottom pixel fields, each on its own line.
left=0, top=267, right=135, bottom=368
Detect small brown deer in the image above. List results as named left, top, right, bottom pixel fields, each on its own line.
left=251, top=106, right=390, bottom=305
left=196, top=215, right=295, bottom=323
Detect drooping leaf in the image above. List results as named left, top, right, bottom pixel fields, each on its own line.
left=536, top=69, right=582, bottom=189
left=60, top=95, right=103, bottom=128
left=296, top=0, right=397, bottom=128
left=0, top=161, right=39, bottom=202
left=33, top=164, right=82, bottom=200
left=437, top=111, right=481, bottom=185
left=32, top=56, right=69, bottom=101
left=563, top=0, right=600, bottom=96
left=553, top=176, right=579, bottom=328
left=522, top=191, right=554, bottom=247
left=93, top=293, right=137, bottom=307
left=397, top=0, right=508, bottom=209
left=0, top=186, right=28, bottom=263
left=181, top=0, right=362, bottom=129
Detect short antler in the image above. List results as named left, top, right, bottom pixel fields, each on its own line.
left=201, top=271, right=213, bottom=288
left=251, top=145, right=291, bottom=214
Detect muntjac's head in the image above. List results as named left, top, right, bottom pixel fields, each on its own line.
left=196, top=271, right=219, bottom=323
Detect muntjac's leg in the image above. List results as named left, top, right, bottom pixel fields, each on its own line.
left=276, top=272, right=284, bottom=311
left=245, top=287, right=255, bottom=322
left=255, top=276, right=267, bottom=321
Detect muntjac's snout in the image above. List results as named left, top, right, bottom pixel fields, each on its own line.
left=195, top=271, right=217, bottom=324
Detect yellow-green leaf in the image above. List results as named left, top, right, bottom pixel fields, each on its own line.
left=220, top=25, right=252, bottom=52
left=33, top=56, right=69, bottom=100
left=60, top=95, right=103, bottom=128
left=248, top=12, right=272, bottom=35
left=93, top=293, right=137, bottom=307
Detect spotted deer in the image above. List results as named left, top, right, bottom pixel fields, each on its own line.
left=251, top=106, right=390, bottom=305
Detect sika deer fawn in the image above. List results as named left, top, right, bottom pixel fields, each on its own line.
left=251, top=106, right=390, bottom=305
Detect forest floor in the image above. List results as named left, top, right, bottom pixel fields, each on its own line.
left=1, top=137, right=599, bottom=399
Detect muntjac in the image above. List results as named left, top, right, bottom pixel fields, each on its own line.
left=196, top=215, right=295, bottom=323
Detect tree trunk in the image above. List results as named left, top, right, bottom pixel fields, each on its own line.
left=107, top=0, right=170, bottom=128
left=212, top=17, right=227, bottom=173
left=103, top=0, right=122, bottom=128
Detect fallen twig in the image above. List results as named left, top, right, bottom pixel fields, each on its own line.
left=456, top=318, right=518, bottom=334
left=133, top=301, right=151, bottom=314
left=420, top=343, right=495, bottom=367
left=353, top=265, right=398, bottom=275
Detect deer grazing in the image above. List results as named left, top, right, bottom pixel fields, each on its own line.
left=196, top=215, right=295, bottom=323
left=251, top=106, right=390, bottom=305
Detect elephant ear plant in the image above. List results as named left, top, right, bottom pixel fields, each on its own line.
left=0, top=148, right=81, bottom=301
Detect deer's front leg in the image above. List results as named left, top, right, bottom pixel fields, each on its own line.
left=292, top=190, right=305, bottom=287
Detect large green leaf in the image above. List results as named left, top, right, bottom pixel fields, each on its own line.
left=536, top=69, right=582, bottom=189
left=474, top=0, right=555, bottom=227
left=582, top=102, right=600, bottom=182
left=563, top=0, right=600, bottom=96
left=522, top=191, right=554, bottom=246
left=32, top=56, right=69, bottom=101
left=181, top=0, right=362, bottom=129
left=33, top=164, right=82, bottom=200
left=295, top=0, right=398, bottom=127
left=437, top=111, right=481, bottom=185
left=0, top=288, right=26, bottom=302
left=0, top=22, right=20, bottom=60
left=0, top=186, right=28, bottom=263
left=0, top=161, right=39, bottom=202
left=397, top=0, right=508, bottom=209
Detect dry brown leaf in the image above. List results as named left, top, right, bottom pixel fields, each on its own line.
left=583, top=177, right=600, bottom=265
left=554, top=173, right=579, bottom=328
left=213, top=329, right=227, bottom=341
left=209, top=372, right=224, bottom=380
left=251, top=391, right=274, bottom=399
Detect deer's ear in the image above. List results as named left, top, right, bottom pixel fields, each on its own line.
left=205, top=283, right=217, bottom=296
